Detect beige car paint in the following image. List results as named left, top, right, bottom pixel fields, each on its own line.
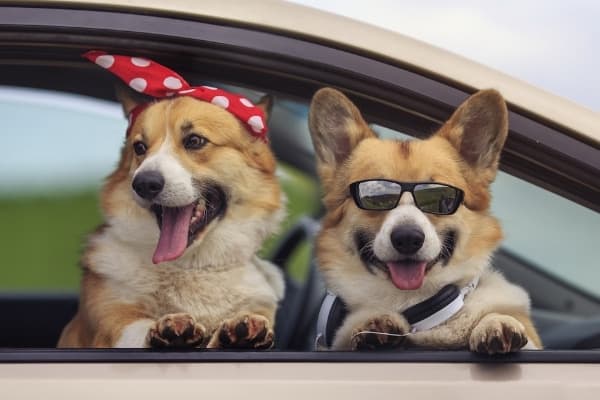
left=2, top=362, right=600, bottom=399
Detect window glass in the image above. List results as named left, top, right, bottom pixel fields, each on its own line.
left=492, top=173, right=600, bottom=298
left=0, top=86, right=124, bottom=291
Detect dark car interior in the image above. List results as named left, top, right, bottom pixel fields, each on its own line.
left=1, top=5, right=599, bottom=361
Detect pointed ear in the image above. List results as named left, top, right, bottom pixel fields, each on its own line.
left=308, top=88, right=375, bottom=184
left=114, top=83, right=149, bottom=117
left=256, top=94, right=274, bottom=121
left=440, top=89, right=508, bottom=177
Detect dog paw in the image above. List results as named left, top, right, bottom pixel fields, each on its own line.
left=211, top=314, right=274, bottom=349
left=147, top=313, right=206, bottom=348
left=350, top=315, right=408, bottom=350
left=469, top=314, right=528, bottom=355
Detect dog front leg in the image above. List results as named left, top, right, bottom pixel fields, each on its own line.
left=207, top=306, right=276, bottom=349
left=88, top=304, right=154, bottom=348
left=331, top=308, right=411, bottom=350
left=114, top=313, right=207, bottom=348
left=58, top=303, right=153, bottom=348
left=468, top=312, right=541, bottom=354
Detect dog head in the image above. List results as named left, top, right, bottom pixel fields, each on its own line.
left=101, top=90, right=282, bottom=265
left=309, top=88, right=507, bottom=296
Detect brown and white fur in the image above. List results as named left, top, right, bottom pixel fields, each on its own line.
left=309, top=88, right=541, bottom=353
left=58, top=91, right=284, bottom=349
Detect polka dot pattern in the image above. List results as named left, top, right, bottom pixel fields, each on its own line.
left=211, top=95, right=230, bottom=109
left=247, top=115, right=265, bottom=133
left=131, top=57, right=150, bottom=67
left=83, top=50, right=268, bottom=141
left=240, top=98, right=253, bottom=107
left=163, top=76, right=183, bottom=90
left=95, top=55, right=114, bottom=69
left=129, top=77, right=147, bottom=93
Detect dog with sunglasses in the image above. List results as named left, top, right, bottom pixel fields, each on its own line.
left=309, top=88, right=541, bottom=353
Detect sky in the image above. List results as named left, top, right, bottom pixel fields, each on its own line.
left=0, top=87, right=125, bottom=194
left=289, top=0, right=600, bottom=112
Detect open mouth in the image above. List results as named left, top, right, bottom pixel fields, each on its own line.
left=355, top=229, right=457, bottom=291
left=150, top=185, right=227, bottom=264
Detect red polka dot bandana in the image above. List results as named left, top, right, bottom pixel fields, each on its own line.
left=83, top=50, right=268, bottom=141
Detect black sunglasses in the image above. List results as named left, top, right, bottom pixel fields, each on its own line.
left=349, top=179, right=464, bottom=215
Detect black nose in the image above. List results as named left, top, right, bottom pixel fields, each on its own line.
left=390, top=226, right=425, bottom=255
left=132, top=171, right=164, bottom=200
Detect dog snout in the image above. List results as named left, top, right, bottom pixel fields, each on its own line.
left=132, top=170, right=165, bottom=201
left=390, top=225, right=425, bottom=255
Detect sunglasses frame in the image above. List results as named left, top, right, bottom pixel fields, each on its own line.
left=349, top=179, right=465, bottom=215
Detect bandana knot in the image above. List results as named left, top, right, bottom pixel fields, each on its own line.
left=84, top=50, right=268, bottom=141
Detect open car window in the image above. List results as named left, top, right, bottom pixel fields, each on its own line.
left=2, top=79, right=598, bottom=354
left=492, top=173, right=600, bottom=301
left=0, top=86, right=123, bottom=291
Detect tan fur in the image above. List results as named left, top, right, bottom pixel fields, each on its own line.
left=309, top=88, right=541, bottom=352
left=59, top=95, right=285, bottom=348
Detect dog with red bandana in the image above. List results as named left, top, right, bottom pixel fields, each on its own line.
left=58, top=52, right=284, bottom=349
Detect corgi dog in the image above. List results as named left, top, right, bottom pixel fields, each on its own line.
left=309, top=88, right=541, bottom=353
left=58, top=91, right=284, bottom=349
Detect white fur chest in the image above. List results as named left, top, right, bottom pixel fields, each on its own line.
left=89, top=234, right=283, bottom=331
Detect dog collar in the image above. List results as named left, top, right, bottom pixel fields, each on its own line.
left=316, top=276, right=479, bottom=348
left=83, top=50, right=268, bottom=141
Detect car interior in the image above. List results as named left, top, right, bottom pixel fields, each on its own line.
left=0, top=10, right=599, bottom=360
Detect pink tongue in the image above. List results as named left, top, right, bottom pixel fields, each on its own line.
left=152, top=204, right=195, bottom=264
left=386, top=261, right=427, bottom=290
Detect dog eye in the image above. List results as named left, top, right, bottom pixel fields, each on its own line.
left=183, top=134, right=207, bottom=150
left=133, top=141, right=147, bottom=156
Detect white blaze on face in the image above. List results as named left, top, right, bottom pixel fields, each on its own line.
left=373, top=192, right=441, bottom=262
left=132, top=134, right=196, bottom=207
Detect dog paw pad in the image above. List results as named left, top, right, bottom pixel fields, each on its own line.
left=214, top=314, right=273, bottom=349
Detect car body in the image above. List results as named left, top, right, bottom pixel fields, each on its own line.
left=0, top=0, right=599, bottom=398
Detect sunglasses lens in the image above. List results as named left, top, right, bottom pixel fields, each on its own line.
left=414, top=184, right=461, bottom=214
left=356, top=180, right=402, bottom=210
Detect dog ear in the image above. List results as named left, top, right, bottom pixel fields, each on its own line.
left=438, top=89, right=508, bottom=210
left=309, top=88, right=375, bottom=183
left=256, top=94, right=274, bottom=121
left=114, top=82, right=150, bottom=118
left=439, top=89, right=508, bottom=176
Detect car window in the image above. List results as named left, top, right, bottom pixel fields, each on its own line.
left=492, top=172, right=599, bottom=298
left=1, top=79, right=596, bottom=352
left=0, top=86, right=123, bottom=291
